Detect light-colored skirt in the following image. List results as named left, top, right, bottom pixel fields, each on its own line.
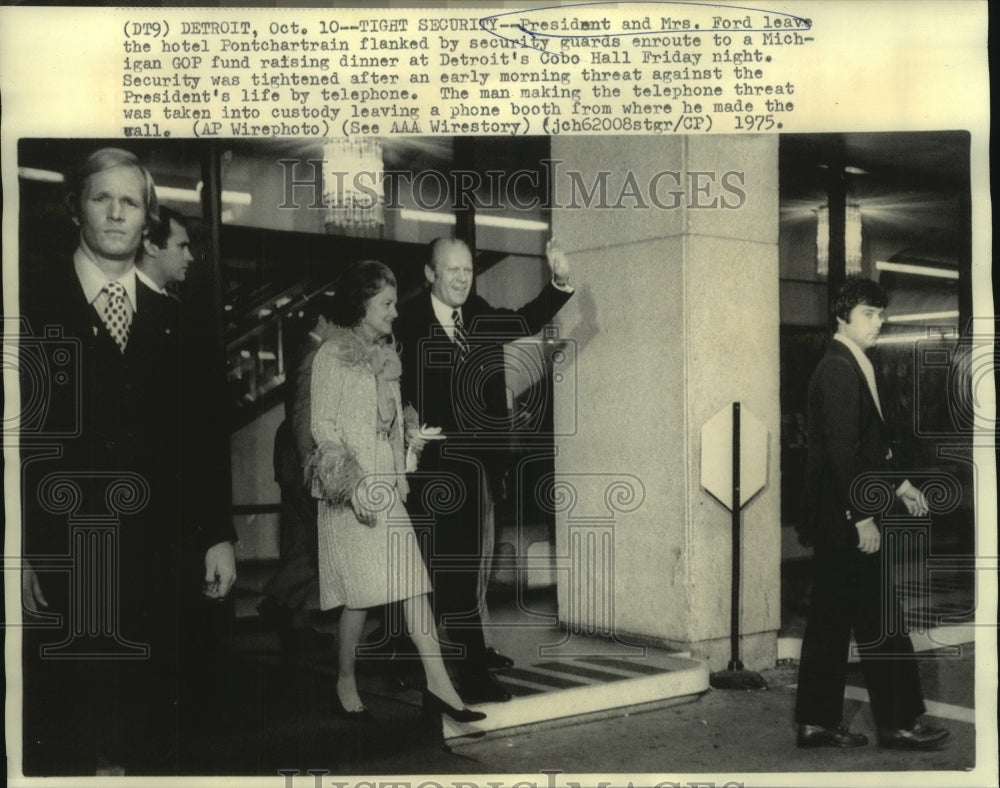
left=316, top=436, right=431, bottom=610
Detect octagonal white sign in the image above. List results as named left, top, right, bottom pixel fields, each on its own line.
left=701, top=403, right=769, bottom=511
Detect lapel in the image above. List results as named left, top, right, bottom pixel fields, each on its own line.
left=129, top=277, right=156, bottom=350
left=830, top=339, right=884, bottom=423
left=54, top=263, right=161, bottom=350
left=51, top=263, right=105, bottom=344
left=423, top=290, right=444, bottom=336
left=416, top=290, right=456, bottom=346
left=128, top=277, right=178, bottom=355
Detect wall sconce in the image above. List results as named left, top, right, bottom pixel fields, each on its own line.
left=322, top=138, right=384, bottom=232
left=816, top=203, right=863, bottom=276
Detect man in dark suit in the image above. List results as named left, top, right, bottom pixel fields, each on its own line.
left=259, top=293, right=338, bottom=653
left=394, top=237, right=573, bottom=703
left=795, top=276, right=948, bottom=751
left=19, top=148, right=237, bottom=774
left=135, top=205, right=194, bottom=296
left=136, top=203, right=239, bottom=709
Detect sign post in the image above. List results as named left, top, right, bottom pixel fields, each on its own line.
left=730, top=401, right=743, bottom=672
left=701, top=402, right=768, bottom=689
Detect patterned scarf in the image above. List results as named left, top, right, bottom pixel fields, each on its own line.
left=364, top=340, right=401, bottom=426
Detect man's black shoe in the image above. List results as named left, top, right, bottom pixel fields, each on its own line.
left=878, top=722, right=950, bottom=750
left=484, top=648, right=514, bottom=671
left=460, top=672, right=512, bottom=704
left=797, top=724, right=869, bottom=748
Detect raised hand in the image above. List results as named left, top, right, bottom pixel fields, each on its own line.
left=546, top=239, right=570, bottom=286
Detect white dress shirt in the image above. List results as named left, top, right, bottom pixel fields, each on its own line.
left=135, top=266, right=168, bottom=296
left=430, top=292, right=461, bottom=341
left=73, top=244, right=138, bottom=315
left=833, top=332, right=915, bottom=505
left=834, top=332, right=882, bottom=420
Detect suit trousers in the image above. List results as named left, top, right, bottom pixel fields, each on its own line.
left=410, top=456, right=494, bottom=676
left=22, top=533, right=186, bottom=775
left=263, top=481, right=319, bottom=615
left=795, top=537, right=926, bottom=730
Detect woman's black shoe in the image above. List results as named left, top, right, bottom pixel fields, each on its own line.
left=422, top=690, right=487, bottom=723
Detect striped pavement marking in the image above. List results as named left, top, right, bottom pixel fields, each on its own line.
left=442, top=653, right=709, bottom=740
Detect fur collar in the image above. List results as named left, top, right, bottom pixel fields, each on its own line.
left=326, top=327, right=401, bottom=381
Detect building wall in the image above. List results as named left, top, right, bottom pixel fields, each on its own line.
left=550, top=136, right=782, bottom=670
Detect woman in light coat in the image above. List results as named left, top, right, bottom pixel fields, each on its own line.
left=307, top=260, right=484, bottom=725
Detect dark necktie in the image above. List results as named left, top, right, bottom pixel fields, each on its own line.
left=452, top=309, right=469, bottom=361
left=101, top=281, right=131, bottom=353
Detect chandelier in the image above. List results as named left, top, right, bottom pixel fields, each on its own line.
left=816, top=203, right=862, bottom=277
left=322, top=138, right=384, bottom=232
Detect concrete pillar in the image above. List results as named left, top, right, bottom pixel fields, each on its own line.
left=549, top=136, right=781, bottom=670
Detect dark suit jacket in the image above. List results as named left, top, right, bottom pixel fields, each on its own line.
left=292, top=333, right=324, bottom=468
left=800, top=338, right=897, bottom=547
left=395, top=283, right=573, bottom=474
left=273, top=332, right=322, bottom=488
left=20, top=261, right=234, bottom=601
left=19, top=260, right=236, bottom=775
left=164, top=286, right=235, bottom=555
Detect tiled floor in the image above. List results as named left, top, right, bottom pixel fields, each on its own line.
left=161, top=550, right=978, bottom=774
left=228, top=572, right=708, bottom=742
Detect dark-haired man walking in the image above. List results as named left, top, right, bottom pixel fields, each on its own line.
left=795, top=276, right=948, bottom=751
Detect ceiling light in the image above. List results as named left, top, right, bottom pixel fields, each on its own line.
left=887, top=311, right=960, bottom=323
left=18, top=167, right=63, bottom=183
left=398, top=208, right=548, bottom=231
left=816, top=203, right=863, bottom=276
left=877, top=328, right=958, bottom=345
left=323, top=138, right=385, bottom=231
left=876, top=261, right=959, bottom=279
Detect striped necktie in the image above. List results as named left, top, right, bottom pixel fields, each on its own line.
left=101, top=281, right=131, bottom=353
left=452, top=309, right=470, bottom=361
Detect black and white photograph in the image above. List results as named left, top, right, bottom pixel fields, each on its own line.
left=7, top=129, right=987, bottom=777
left=2, top=4, right=994, bottom=788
